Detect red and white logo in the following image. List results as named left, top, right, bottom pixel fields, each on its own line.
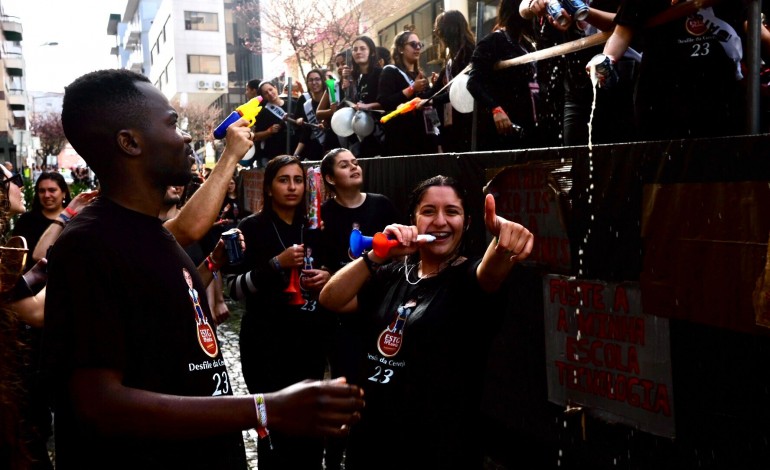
left=377, top=302, right=415, bottom=358
left=685, top=14, right=707, bottom=36
left=184, top=268, right=219, bottom=358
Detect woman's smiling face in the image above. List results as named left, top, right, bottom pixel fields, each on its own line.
left=414, top=186, right=465, bottom=262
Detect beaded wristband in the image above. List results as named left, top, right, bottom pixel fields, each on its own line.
left=253, top=394, right=271, bottom=446
left=58, top=213, right=71, bottom=224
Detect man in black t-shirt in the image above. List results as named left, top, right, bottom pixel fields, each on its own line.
left=43, top=69, right=363, bottom=469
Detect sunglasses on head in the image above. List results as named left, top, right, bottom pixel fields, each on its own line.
left=1, top=173, right=22, bottom=190
left=405, top=41, right=424, bottom=50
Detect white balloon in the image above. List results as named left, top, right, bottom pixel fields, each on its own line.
left=331, top=107, right=356, bottom=137
left=352, top=110, right=374, bottom=139
left=449, top=73, right=474, bottom=114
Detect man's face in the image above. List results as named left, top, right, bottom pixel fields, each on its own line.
left=245, top=86, right=258, bottom=100
left=135, top=82, right=194, bottom=188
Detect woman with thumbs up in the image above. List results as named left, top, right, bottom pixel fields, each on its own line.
left=320, top=175, right=533, bottom=469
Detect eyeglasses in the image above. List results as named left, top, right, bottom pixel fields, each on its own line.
left=1, top=173, right=23, bottom=190
left=405, top=41, right=424, bottom=50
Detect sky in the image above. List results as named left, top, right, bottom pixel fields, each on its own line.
left=3, top=0, right=127, bottom=93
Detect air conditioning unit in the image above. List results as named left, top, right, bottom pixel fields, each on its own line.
left=213, top=80, right=226, bottom=90
left=197, top=80, right=210, bottom=90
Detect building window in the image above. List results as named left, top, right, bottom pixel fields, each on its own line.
left=162, top=16, right=169, bottom=42
left=151, top=39, right=159, bottom=65
left=185, top=11, right=218, bottom=31
left=188, top=55, right=221, bottom=74
left=378, top=0, right=441, bottom=71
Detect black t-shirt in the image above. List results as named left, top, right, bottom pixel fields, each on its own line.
left=12, top=210, right=55, bottom=270
left=227, top=211, right=335, bottom=392
left=232, top=210, right=331, bottom=311
left=616, top=0, right=745, bottom=81
left=345, top=257, right=503, bottom=470
left=353, top=67, right=382, bottom=104
left=219, top=195, right=241, bottom=226
left=615, top=0, right=746, bottom=139
left=320, top=193, right=401, bottom=272
left=43, top=197, right=246, bottom=469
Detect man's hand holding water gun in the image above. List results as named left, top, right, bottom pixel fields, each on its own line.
left=212, top=97, right=264, bottom=163
left=213, top=97, right=264, bottom=139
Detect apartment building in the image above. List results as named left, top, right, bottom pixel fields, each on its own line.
left=109, top=0, right=161, bottom=76
left=0, top=2, right=24, bottom=170
left=110, top=1, right=262, bottom=115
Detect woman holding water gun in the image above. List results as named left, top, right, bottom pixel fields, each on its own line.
left=377, top=28, right=438, bottom=157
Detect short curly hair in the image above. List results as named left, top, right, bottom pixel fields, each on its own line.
left=61, top=69, right=151, bottom=174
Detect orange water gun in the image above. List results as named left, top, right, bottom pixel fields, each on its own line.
left=380, top=98, right=422, bottom=124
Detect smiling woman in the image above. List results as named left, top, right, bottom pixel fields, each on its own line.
left=317, top=147, right=401, bottom=468
left=12, top=172, right=70, bottom=270
left=319, top=174, right=534, bottom=470
left=377, top=29, right=437, bottom=156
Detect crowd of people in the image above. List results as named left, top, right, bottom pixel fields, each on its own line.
left=1, top=0, right=768, bottom=468
left=0, top=61, right=534, bottom=469
left=239, top=0, right=767, bottom=166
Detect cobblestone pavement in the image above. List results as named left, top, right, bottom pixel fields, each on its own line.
left=218, top=300, right=260, bottom=469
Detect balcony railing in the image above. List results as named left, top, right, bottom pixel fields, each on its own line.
left=1, top=15, right=23, bottom=42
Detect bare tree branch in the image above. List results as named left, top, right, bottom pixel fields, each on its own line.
left=235, top=0, right=374, bottom=79
left=171, top=99, right=223, bottom=151
left=29, top=112, right=67, bottom=158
